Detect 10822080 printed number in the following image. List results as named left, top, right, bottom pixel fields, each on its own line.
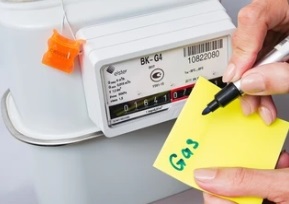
left=188, top=50, right=220, bottom=64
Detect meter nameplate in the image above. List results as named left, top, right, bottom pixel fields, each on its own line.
left=101, top=37, right=228, bottom=125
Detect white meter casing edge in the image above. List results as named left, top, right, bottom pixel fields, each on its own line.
left=77, top=0, right=235, bottom=137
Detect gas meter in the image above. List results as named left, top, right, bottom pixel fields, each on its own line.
left=77, top=0, right=234, bottom=137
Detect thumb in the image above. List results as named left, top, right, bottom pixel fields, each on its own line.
left=194, top=167, right=289, bottom=202
left=240, top=62, right=289, bottom=95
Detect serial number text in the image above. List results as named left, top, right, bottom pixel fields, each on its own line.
left=188, top=50, right=220, bottom=64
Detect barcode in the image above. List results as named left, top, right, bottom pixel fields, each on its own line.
left=184, top=39, right=223, bottom=57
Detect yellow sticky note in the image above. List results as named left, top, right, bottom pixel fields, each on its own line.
left=154, top=77, right=289, bottom=204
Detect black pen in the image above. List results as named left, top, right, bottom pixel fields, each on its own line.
left=202, top=36, right=289, bottom=115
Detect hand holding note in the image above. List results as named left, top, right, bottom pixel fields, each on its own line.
left=153, top=77, right=289, bottom=204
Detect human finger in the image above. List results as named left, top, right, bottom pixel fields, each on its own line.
left=240, top=62, right=289, bottom=95
left=203, top=193, right=236, bottom=204
left=276, top=151, right=289, bottom=169
left=239, top=95, right=276, bottom=125
left=239, top=95, right=260, bottom=116
left=257, top=96, right=277, bottom=125
left=223, top=0, right=289, bottom=82
left=194, top=167, right=289, bottom=202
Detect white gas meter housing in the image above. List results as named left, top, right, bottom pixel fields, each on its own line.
left=77, top=0, right=235, bottom=137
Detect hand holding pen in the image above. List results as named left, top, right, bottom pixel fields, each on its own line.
left=203, top=34, right=289, bottom=123
left=203, top=13, right=289, bottom=126
left=195, top=1, right=289, bottom=204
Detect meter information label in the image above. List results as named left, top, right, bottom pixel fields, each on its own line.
left=102, top=37, right=229, bottom=125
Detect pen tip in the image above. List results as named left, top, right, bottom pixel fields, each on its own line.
left=202, top=107, right=211, bottom=115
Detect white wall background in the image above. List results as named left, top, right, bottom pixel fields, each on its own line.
left=4, top=1, right=289, bottom=204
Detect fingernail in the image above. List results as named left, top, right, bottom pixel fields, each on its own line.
left=194, top=168, right=217, bottom=182
left=240, top=97, right=253, bottom=116
left=258, top=106, right=273, bottom=125
left=223, top=63, right=236, bottom=82
left=241, top=74, right=265, bottom=93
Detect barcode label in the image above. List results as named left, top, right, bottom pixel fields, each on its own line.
left=184, top=39, right=223, bottom=57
